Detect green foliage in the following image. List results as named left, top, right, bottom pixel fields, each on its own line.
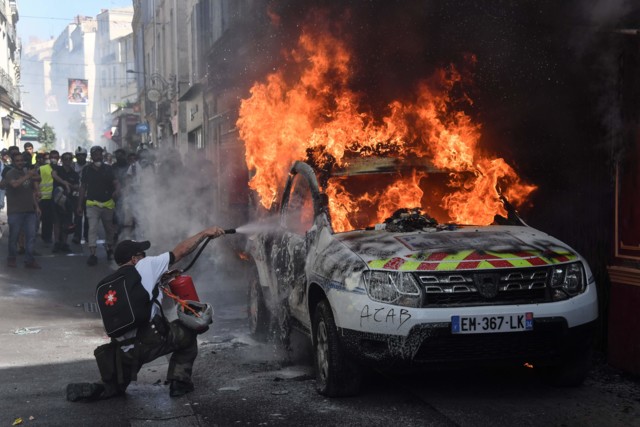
left=38, top=123, right=56, bottom=151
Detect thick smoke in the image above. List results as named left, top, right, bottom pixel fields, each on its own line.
left=118, top=146, right=249, bottom=307
left=570, top=0, right=637, bottom=165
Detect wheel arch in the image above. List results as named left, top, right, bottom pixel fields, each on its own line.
left=246, top=251, right=275, bottom=302
left=308, top=282, right=327, bottom=328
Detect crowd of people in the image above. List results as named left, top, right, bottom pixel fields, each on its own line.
left=0, top=141, right=215, bottom=268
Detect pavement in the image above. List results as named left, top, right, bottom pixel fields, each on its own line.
left=0, top=209, right=256, bottom=426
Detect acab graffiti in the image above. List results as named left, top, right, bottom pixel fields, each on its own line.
left=360, top=304, right=412, bottom=330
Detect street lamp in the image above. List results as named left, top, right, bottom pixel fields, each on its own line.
left=126, top=69, right=172, bottom=102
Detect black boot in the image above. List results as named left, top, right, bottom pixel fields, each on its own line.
left=169, top=380, right=194, bottom=397
left=66, top=383, right=105, bottom=402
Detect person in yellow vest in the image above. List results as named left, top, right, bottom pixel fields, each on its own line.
left=38, top=150, right=59, bottom=244
left=77, top=146, right=120, bottom=266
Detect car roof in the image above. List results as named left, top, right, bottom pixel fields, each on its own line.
left=328, top=156, right=444, bottom=177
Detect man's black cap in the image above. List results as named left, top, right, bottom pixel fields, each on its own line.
left=114, top=240, right=151, bottom=265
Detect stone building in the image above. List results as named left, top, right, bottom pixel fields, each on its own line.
left=0, top=0, right=38, bottom=149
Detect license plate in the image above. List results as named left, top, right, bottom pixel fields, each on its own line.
left=451, top=313, right=533, bottom=334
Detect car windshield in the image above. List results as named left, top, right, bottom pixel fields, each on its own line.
left=325, top=171, right=459, bottom=232
left=312, top=156, right=509, bottom=233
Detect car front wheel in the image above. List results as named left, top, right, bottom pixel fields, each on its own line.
left=313, top=300, right=362, bottom=397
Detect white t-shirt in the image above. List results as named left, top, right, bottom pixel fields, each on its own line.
left=115, top=252, right=171, bottom=350
left=135, top=252, right=171, bottom=319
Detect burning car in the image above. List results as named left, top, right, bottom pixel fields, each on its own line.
left=237, top=21, right=597, bottom=397
left=246, top=159, right=598, bottom=397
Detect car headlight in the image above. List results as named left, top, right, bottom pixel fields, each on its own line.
left=362, top=271, right=422, bottom=307
left=550, top=262, right=586, bottom=300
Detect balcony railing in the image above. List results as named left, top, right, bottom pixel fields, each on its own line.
left=7, top=24, right=16, bottom=48
left=0, top=68, right=19, bottom=104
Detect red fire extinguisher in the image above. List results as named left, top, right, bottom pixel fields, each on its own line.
left=169, top=275, right=200, bottom=302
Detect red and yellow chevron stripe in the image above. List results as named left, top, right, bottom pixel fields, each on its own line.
left=367, top=249, right=577, bottom=271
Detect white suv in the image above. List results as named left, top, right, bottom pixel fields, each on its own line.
left=247, top=160, right=598, bottom=397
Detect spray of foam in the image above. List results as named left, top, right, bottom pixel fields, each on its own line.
left=233, top=215, right=281, bottom=235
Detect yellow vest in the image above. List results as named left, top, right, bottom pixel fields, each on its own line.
left=86, top=199, right=116, bottom=209
left=39, top=164, right=54, bottom=200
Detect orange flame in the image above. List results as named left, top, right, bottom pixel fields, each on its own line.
left=237, top=26, right=536, bottom=232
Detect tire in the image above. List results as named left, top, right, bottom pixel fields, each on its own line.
left=313, top=300, right=362, bottom=397
left=248, top=273, right=270, bottom=341
left=540, top=345, right=593, bottom=387
left=275, top=299, right=292, bottom=349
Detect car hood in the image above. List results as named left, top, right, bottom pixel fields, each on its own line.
left=333, top=226, right=579, bottom=271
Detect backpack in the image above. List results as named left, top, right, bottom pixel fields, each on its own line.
left=95, top=265, right=159, bottom=338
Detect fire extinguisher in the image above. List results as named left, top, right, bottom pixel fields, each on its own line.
left=164, top=228, right=236, bottom=302
left=168, top=275, right=200, bottom=302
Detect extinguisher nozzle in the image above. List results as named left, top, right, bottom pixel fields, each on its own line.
left=224, top=228, right=236, bottom=234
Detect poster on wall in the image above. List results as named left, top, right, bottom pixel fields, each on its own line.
left=67, top=78, right=89, bottom=105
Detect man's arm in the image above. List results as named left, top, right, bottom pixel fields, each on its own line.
left=52, top=169, right=72, bottom=193
left=76, top=183, right=86, bottom=216
left=32, top=178, right=41, bottom=216
left=8, top=169, right=38, bottom=188
left=171, top=226, right=225, bottom=263
left=76, top=168, right=86, bottom=215
left=112, top=178, right=121, bottom=199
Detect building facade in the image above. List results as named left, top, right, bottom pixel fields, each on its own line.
left=20, top=8, right=135, bottom=152
left=0, top=0, right=39, bottom=149
left=130, top=0, right=263, bottom=224
left=131, top=0, right=194, bottom=150
left=95, top=7, right=136, bottom=151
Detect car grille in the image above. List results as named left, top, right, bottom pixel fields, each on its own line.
left=415, top=266, right=551, bottom=307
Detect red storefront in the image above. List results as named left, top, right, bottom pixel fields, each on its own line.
left=607, top=31, right=640, bottom=375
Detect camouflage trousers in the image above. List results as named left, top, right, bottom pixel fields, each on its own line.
left=94, top=316, right=198, bottom=395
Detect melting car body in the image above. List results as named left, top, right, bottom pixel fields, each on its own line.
left=246, top=160, right=598, bottom=397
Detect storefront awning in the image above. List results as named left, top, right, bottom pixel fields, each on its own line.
left=178, top=82, right=202, bottom=102
left=0, top=95, right=40, bottom=127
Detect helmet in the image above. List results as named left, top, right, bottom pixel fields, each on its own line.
left=176, top=300, right=213, bottom=333
left=75, top=146, right=87, bottom=155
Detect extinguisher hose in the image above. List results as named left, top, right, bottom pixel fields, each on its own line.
left=181, top=229, right=235, bottom=273
left=182, top=236, right=213, bottom=273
